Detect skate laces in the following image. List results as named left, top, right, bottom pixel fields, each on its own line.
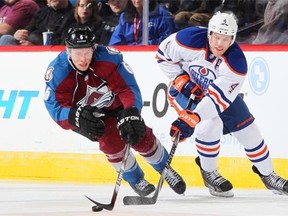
left=263, top=172, right=288, bottom=190
left=134, top=179, right=150, bottom=190
left=204, top=170, right=227, bottom=186
left=165, top=167, right=182, bottom=187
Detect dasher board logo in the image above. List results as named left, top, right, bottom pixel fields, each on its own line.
left=249, top=57, right=270, bottom=95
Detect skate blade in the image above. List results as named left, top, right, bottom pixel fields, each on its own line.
left=271, top=189, right=288, bottom=196
left=209, top=189, right=234, bottom=198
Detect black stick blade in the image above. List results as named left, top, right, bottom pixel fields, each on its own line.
left=85, top=195, right=114, bottom=211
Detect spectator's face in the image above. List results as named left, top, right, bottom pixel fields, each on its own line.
left=47, top=0, right=69, bottom=10
left=209, top=32, right=232, bottom=57
left=107, top=0, right=128, bottom=14
left=69, top=47, right=94, bottom=71
left=4, top=0, right=19, bottom=6
left=77, top=0, right=93, bottom=23
left=131, top=0, right=142, bottom=9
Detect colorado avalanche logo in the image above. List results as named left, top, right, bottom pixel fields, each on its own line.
left=79, top=82, right=115, bottom=108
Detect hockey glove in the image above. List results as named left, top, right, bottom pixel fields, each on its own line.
left=170, top=109, right=200, bottom=142
left=172, top=72, right=204, bottom=100
left=117, top=107, right=146, bottom=145
left=68, top=105, right=105, bottom=137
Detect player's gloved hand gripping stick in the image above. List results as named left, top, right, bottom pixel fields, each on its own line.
left=85, top=107, right=145, bottom=211
left=123, top=131, right=181, bottom=205
left=171, top=72, right=204, bottom=100
left=123, top=96, right=195, bottom=205
left=117, top=107, right=146, bottom=145
left=68, top=105, right=105, bottom=141
left=170, top=109, right=200, bottom=142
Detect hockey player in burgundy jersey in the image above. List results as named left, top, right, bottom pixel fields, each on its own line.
left=44, top=26, right=186, bottom=197
left=156, top=11, right=288, bottom=197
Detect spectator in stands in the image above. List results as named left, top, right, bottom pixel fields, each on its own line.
left=174, top=12, right=211, bottom=30
left=214, top=0, right=266, bottom=43
left=0, top=0, right=39, bottom=37
left=173, top=0, right=221, bottom=30
left=0, top=0, right=75, bottom=45
left=99, top=0, right=127, bottom=45
left=215, top=0, right=259, bottom=28
left=252, top=0, right=288, bottom=44
left=62, top=0, right=102, bottom=43
left=109, top=0, right=176, bottom=45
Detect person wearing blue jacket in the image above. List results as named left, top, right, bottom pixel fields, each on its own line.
left=109, top=0, right=176, bottom=45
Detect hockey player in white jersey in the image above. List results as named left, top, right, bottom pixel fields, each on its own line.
left=156, top=11, right=288, bottom=197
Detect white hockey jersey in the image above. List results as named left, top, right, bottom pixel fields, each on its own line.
left=156, top=27, right=248, bottom=121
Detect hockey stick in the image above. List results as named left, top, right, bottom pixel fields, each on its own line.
left=123, top=131, right=180, bottom=205
left=85, top=143, right=131, bottom=211
left=123, top=96, right=194, bottom=205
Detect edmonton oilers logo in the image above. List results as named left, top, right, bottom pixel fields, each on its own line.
left=190, top=65, right=207, bottom=75
left=188, top=64, right=216, bottom=90
left=189, top=65, right=216, bottom=78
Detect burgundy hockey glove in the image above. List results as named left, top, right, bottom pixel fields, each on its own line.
left=170, top=109, right=200, bottom=142
left=68, top=105, right=105, bottom=137
left=117, top=107, right=146, bottom=145
left=172, top=72, right=204, bottom=100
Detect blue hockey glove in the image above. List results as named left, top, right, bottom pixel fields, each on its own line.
left=170, top=110, right=200, bottom=142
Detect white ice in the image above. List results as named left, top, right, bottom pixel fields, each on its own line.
left=0, top=181, right=287, bottom=216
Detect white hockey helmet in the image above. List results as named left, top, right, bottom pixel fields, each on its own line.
left=208, top=11, right=238, bottom=45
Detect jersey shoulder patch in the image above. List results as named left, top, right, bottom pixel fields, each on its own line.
left=106, top=46, right=120, bottom=55
left=44, top=66, right=54, bottom=82
left=95, top=45, right=123, bottom=64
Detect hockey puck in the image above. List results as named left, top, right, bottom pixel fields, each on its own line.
left=92, top=205, right=103, bottom=212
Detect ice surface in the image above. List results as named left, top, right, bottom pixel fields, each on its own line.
left=0, top=181, right=287, bottom=216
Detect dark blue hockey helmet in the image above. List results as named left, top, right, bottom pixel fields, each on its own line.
left=65, top=26, right=96, bottom=49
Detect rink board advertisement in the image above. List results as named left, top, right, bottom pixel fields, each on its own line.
left=0, top=45, right=288, bottom=188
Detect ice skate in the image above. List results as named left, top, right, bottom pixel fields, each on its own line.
left=130, top=178, right=155, bottom=197
left=163, top=166, right=186, bottom=194
left=195, top=157, right=233, bottom=197
left=252, top=165, right=288, bottom=195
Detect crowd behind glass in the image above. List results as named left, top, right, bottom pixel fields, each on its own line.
left=0, top=0, right=287, bottom=45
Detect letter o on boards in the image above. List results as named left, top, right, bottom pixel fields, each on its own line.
left=152, top=83, right=169, bottom=118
